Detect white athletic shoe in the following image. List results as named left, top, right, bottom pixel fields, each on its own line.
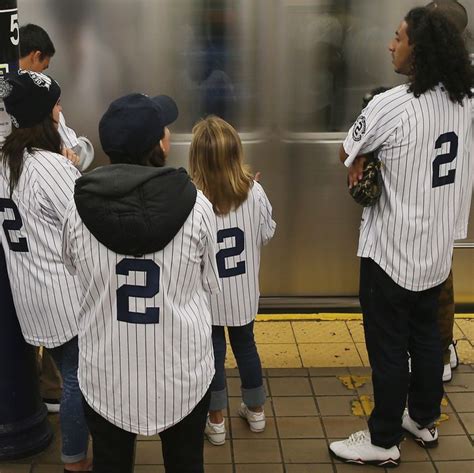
left=402, top=409, right=438, bottom=448
left=43, top=398, right=60, bottom=414
left=449, top=342, right=458, bottom=369
left=238, top=403, right=266, bottom=432
left=442, top=362, right=452, bottom=383
left=329, top=430, right=400, bottom=468
left=204, top=417, right=226, bottom=446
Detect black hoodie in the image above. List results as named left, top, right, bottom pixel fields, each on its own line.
left=74, top=164, right=197, bottom=256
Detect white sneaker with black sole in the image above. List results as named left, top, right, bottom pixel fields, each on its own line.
left=402, top=409, right=438, bottom=448
left=204, top=417, right=226, bottom=446
left=43, top=398, right=60, bottom=413
left=442, top=362, right=452, bottom=383
left=449, top=342, right=458, bottom=369
left=238, top=403, right=265, bottom=432
left=329, top=430, right=400, bottom=468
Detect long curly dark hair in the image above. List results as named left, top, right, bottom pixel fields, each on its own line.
left=405, top=7, right=473, bottom=104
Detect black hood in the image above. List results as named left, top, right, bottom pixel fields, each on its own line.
left=74, top=164, right=197, bottom=255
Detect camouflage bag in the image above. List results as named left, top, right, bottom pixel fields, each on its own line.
left=349, top=158, right=382, bottom=207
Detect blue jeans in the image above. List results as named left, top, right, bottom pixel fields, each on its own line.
left=210, top=322, right=266, bottom=411
left=49, top=337, right=89, bottom=463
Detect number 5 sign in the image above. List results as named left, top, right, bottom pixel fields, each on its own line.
left=0, top=1, right=19, bottom=77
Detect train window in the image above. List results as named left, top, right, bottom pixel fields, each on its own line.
left=19, top=0, right=473, bottom=137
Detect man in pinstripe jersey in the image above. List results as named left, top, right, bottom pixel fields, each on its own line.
left=329, top=6, right=473, bottom=468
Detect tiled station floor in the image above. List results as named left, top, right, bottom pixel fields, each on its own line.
left=1, top=316, right=473, bottom=473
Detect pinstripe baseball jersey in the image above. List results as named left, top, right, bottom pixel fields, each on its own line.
left=0, top=150, right=82, bottom=347
left=343, top=84, right=472, bottom=291
left=62, top=190, right=220, bottom=435
left=210, top=181, right=275, bottom=326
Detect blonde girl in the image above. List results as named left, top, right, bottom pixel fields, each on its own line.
left=189, top=116, right=276, bottom=445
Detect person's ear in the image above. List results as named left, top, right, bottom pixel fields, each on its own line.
left=32, top=50, right=43, bottom=63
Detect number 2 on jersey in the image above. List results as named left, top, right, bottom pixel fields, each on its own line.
left=432, top=132, right=458, bottom=188
left=0, top=198, right=29, bottom=252
left=216, top=227, right=246, bottom=278
left=116, top=258, right=160, bottom=324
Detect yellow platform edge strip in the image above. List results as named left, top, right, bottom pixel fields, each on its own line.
left=256, top=313, right=474, bottom=321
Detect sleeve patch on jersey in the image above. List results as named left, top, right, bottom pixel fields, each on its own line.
left=352, top=115, right=366, bottom=142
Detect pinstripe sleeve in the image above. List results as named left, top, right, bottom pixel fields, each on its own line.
left=454, top=100, right=474, bottom=239
left=62, top=199, right=77, bottom=275
left=254, top=182, right=276, bottom=246
left=198, top=194, right=221, bottom=295
left=343, top=88, right=405, bottom=167
left=35, top=151, right=81, bottom=228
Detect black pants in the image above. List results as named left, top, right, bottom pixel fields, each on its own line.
left=82, top=389, right=211, bottom=473
left=359, top=258, right=444, bottom=448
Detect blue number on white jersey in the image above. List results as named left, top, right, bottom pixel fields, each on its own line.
left=0, top=198, right=29, bottom=252
left=432, top=132, right=458, bottom=188
left=116, top=258, right=160, bottom=324
left=216, top=227, right=246, bottom=278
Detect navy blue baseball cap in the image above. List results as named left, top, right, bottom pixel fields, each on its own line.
left=99, top=93, right=178, bottom=161
left=4, top=70, right=61, bottom=128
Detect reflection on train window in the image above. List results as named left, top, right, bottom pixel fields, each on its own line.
left=284, top=3, right=344, bottom=132
left=172, top=0, right=259, bottom=132
left=282, top=0, right=429, bottom=132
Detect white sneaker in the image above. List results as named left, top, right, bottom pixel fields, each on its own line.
left=43, top=398, right=60, bottom=414
left=442, top=363, right=452, bottom=383
left=204, top=417, right=226, bottom=446
left=329, top=430, right=400, bottom=468
left=238, top=403, right=265, bottom=432
left=449, top=342, right=458, bottom=369
left=402, top=409, right=438, bottom=448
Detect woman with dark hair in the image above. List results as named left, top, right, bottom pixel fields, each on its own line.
left=0, top=71, right=91, bottom=472
left=331, top=6, right=472, bottom=468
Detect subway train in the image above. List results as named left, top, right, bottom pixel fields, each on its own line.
left=19, top=0, right=474, bottom=309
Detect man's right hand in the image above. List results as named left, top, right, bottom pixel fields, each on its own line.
left=348, top=155, right=368, bottom=189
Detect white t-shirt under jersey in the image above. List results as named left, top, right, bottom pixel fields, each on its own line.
left=62, top=191, right=221, bottom=436
left=0, top=150, right=82, bottom=347
left=210, top=181, right=276, bottom=327
left=344, top=84, right=472, bottom=291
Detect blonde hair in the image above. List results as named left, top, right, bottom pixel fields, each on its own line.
left=189, top=116, right=253, bottom=215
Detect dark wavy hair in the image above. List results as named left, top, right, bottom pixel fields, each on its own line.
left=405, top=7, right=473, bottom=104
left=1, top=116, right=62, bottom=196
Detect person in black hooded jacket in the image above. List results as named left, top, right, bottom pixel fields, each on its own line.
left=61, top=93, right=221, bottom=473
